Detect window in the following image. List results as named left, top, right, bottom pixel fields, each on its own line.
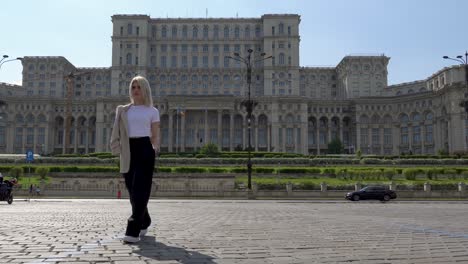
left=172, top=25, right=177, bottom=38
left=213, top=25, right=219, bottom=38
left=384, top=128, right=392, bottom=145
left=425, top=125, right=433, bottom=144
left=279, top=53, right=285, bottom=65
left=160, top=56, right=167, bottom=68
left=286, top=128, right=293, bottom=145
left=203, top=44, right=209, bottom=52
left=192, top=56, right=198, bottom=68
left=192, top=26, right=198, bottom=39
left=171, top=56, right=177, bottom=68
left=224, top=57, right=229, bottom=68
left=360, top=128, right=368, bottom=146
left=136, top=27, right=139, bottom=35
left=202, top=56, right=208, bottom=68
left=372, top=128, right=380, bottom=146
left=224, top=26, right=229, bottom=38
left=182, top=25, right=188, bottom=38
left=288, top=26, right=291, bottom=35
left=126, top=53, right=132, bottom=65
left=213, top=56, right=219, bottom=68
left=192, top=44, right=198, bottom=52
left=224, top=44, right=230, bottom=52
left=272, top=26, right=275, bottom=35
left=27, top=127, right=34, bottom=145
left=279, top=23, right=284, bottom=34
left=203, top=25, right=208, bottom=39
left=245, top=26, right=250, bottom=38
left=162, top=26, right=167, bottom=38
left=127, top=23, right=133, bottom=35
left=255, top=26, right=261, bottom=37
left=234, top=26, right=240, bottom=39
left=182, top=56, right=188, bottom=68
left=413, top=126, right=421, bottom=144
left=400, top=127, right=408, bottom=145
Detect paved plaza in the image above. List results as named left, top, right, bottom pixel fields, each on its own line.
left=1, top=199, right=468, bottom=263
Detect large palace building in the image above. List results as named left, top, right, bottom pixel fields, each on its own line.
left=0, top=14, right=467, bottom=155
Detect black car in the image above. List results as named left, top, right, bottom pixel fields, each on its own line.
left=345, top=186, right=397, bottom=202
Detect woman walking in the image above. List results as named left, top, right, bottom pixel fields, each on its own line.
left=110, top=76, right=160, bottom=243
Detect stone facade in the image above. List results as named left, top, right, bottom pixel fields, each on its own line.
left=0, top=14, right=467, bottom=155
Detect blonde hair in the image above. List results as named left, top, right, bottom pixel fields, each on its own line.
left=128, top=76, right=153, bottom=106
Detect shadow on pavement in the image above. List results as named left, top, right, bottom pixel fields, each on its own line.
left=133, top=236, right=216, bottom=263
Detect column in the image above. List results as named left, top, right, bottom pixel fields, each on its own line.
left=168, top=113, right=173, bottom=152
left=267, top=123, right=271, bottom=152
left=217, top=110, right=222, bottom=151
left=22, top=127, right=26, bottom=154
left=282, top=126, right=286, bottom=152
left=229, top=112, right=234, bottom=151
left=434, top=119, right=440, bottom=152
left=181, top=112, right=186, bottom=152
left=356, top=123, right=361, bottom=153
left=380, top=126, right=384, bottom=155
left=393, top=125, right=400, bottom=155
left=254, top=117, right=259, bottom=151
left=44, top=122, right=50, bottom=154
left=340, top=119, right=344, bottom=144
left=242, top=115, right=246, bottom=150
left=204, top=110, right=208, bottom=145
left=421, top=122, right=426, bottom=154
left=6, top=122, right=14, bottom=153
left=316, top=124, right=320, bottom=155
left=301, top=122, right=308, bottom=155
left=33, top=127, right=37, bottom=154
left=85, top=128, right=89, bottom=154
left=408, top=126, right=413, bottom=153
left=73, top=125, right=78, bottom=153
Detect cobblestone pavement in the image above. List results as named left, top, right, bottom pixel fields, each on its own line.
left=1, top=199, right=468, bottom=264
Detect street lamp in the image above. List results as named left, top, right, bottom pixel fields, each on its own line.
left=226, top=49, right=272, bottom=191
left=443, top=51, right=468, bottom=112
left=0, top=55, right=9, bottom=64
left=0, top=57, right=23, bottom=70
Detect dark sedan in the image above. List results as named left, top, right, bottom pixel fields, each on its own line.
left=345, top=186, right=397, bottom=202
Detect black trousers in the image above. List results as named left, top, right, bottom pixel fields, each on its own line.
left=123, top=137, right=155, bottom=237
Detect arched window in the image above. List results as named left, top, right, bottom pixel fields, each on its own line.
left=192, top=26, right=198, bottom=39
left=161, top=26, right=167, bottom=38
left=224, top=26, right=229, bottom=38
left=126, top=53, right=132, bottom=65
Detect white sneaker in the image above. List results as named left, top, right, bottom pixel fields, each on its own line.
left=123, top=235, right=140, bottom=243
left=139, top=228, right=148, bottom=237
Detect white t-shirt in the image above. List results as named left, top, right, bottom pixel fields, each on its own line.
left=127, top=105, right=160, bottom=137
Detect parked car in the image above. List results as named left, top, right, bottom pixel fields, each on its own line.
left=345, top=186, right=397, bottom=202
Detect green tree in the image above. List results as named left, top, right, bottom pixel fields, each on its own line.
left=356, top=149, right=362, bottom=159
left=199, top=143, right=220, bottom=156
left=36, top=167, right=50, bottom=180
left=327, top=138, right=344, bottom=154
left=9, top=167, right=24, bottom=180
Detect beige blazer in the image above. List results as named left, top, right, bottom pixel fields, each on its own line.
left=110, top=103, right=132, bottom=173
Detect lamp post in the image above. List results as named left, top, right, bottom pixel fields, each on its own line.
left=443, top=51, right=468, bottom=112
left=226, top=49, right=272, bottom=191
left=0, top=55, right=9, bottom=64
left=0, top=57, right=23, bottom=70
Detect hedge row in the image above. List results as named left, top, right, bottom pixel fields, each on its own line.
left=2, top=166, right=468, bottom=179
left=3, top=157, right=468, bottom=166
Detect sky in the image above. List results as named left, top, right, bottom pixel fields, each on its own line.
left=0, top=0, right=467, bottom=86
